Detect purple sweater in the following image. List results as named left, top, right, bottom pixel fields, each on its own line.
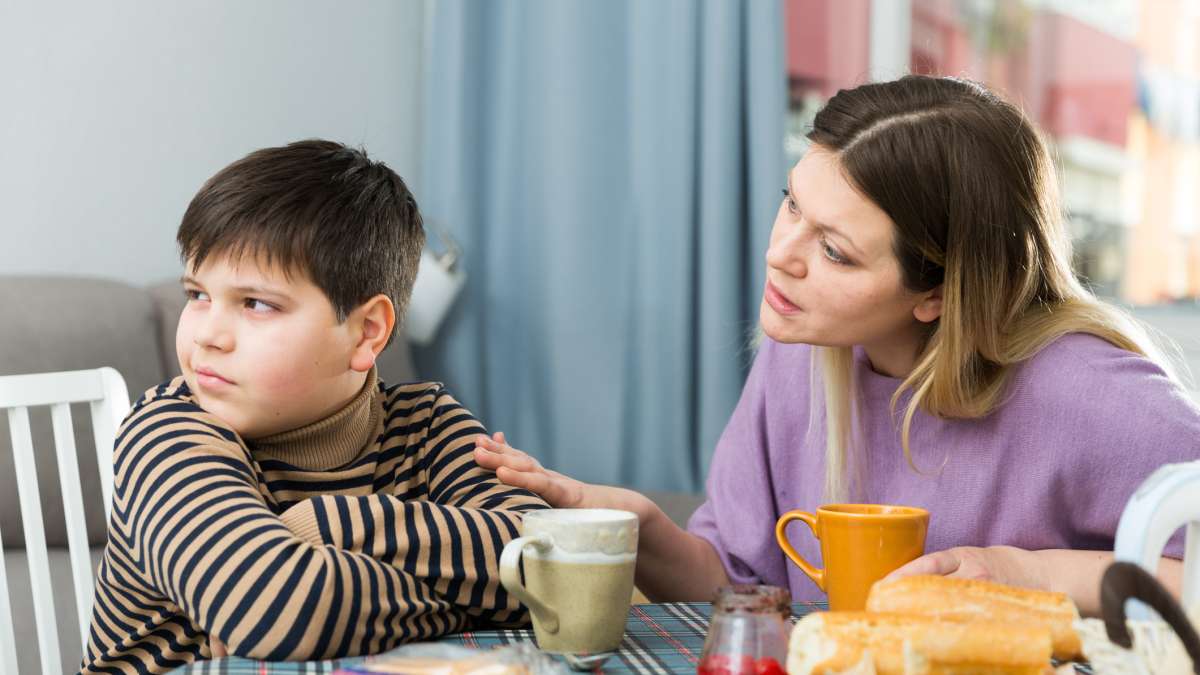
left=687, top=334, right=1200, bottom=601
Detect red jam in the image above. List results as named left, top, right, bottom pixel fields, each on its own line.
left=697, top=585, right=791, bottom=675
left=696, top=654, right=786, bottom=675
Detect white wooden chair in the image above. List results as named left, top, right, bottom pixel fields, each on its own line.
left=0, top=368, right=129, bottom=675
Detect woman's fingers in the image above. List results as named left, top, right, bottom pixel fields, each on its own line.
left=475, top=434, right=525, bottom=457
left=471, top=433, right=581, bottom=507
left=474, top=445, right=541, bottom=473
left=883, top=549, right=962, bottom=581
left=495, top=466, right=574, bottom=506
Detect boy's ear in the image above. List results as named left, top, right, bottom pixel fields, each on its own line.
left=349, top=294, right=396, bottom=372
left=913, top=284, right=943, bottom=324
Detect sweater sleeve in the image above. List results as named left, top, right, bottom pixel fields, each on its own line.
left=687, top=339, right=795, bottom=590
left=279, top=495, right=533, bottom=627
left=111, top=395, right=470, bottom=662
left=1053, top=339, right=1200, bottom=559
left=277, top=386, right=549, bottom=627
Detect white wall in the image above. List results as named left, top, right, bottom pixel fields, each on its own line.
left=0, top=0, right=425, bottom=285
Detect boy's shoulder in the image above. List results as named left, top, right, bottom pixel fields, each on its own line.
left=117, top=376, right=246, bottom=460
left=378, top=378, right=456, bottom=411
left=376, top=378, right=481, bottom=429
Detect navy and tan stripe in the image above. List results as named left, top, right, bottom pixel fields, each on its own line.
left=82, top=372, right=547, bottom=674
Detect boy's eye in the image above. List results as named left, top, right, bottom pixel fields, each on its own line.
left=184, top=289, right=209, bottom=302
left=244, top=298, right=277, bottom=313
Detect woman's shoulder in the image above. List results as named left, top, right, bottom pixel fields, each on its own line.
left=1015, top=332, right=1197, bottom=426
left=1023, top=332, right=1175, bottom=384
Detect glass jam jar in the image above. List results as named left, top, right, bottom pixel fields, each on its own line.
left=697, top=585, right=791, bottom=675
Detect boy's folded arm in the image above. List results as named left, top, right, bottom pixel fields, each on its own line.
left=419, top=389, right=550, bottom=513
left=279, top=495, right=533, bottom=626
left=115, top=404, right=471, bottom=661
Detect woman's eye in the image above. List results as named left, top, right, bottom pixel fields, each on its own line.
left=820, top=237, right=849, bottom=265
left=781, top=188, right=800, bottom=215
left=184, top=289, right=209, bottom=302
left=244, top=298, right=276, bottom=313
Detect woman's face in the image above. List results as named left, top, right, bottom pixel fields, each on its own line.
left=761, top=146, right=938, bottom=354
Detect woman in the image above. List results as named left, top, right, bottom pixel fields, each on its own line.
left=474, top=75, right=1199, bottom=615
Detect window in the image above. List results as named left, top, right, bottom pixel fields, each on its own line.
left=785, top=0, right=1200, bottom=306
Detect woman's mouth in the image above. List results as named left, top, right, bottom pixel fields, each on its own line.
left=764, top=280, right=802, bottom=315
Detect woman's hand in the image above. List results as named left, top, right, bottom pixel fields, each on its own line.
left=209, top=636, right=228, bottom=658
left=883, top=545, right=1046, bottom=589
left=473, top=432, right=648, bottom=515
left=474, top=431, right=732, bottom=601
left=884, top=547, right=1182, bottom=617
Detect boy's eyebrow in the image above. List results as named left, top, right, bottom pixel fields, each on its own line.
left=180, top=275, right=292, bottom=298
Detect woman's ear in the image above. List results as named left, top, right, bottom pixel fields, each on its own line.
left=913, top=285, right=943, bottom=324
left=349, top=294, right=396, bottom=372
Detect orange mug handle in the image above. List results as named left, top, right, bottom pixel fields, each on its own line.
left=775, top=510, right=824, bottom=591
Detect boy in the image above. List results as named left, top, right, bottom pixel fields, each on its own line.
left=81, top=140, right=548, bottom=674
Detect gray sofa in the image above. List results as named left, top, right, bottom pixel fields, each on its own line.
left=0, top=275, right=703, bottom=673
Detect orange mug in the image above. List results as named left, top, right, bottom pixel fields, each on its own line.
left=775, top=504, right=929, bottom=611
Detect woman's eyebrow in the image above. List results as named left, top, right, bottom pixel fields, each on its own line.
left=787, top=173, right=865, bottom=258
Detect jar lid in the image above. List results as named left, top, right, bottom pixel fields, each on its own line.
left=713, top=584, right=791, bottom=615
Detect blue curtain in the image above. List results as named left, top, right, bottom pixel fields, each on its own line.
left=415, top=0, right=785, bottom=493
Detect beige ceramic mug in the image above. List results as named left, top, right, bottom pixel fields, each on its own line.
left=500, top=509, right=638, bottom=654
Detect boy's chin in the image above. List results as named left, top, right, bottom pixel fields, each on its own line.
left=190, top=393, right=263, bottom=437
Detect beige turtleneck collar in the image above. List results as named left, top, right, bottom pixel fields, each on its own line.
left=250, top=367, right=381, bottom=470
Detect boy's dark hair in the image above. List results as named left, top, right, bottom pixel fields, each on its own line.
left=177, top=139, right=424, bottom=348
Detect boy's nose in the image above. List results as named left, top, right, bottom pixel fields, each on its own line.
left=193, top=315, right=234, bottom=352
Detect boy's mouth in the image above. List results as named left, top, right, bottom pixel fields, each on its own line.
left=195, top=366, right=235, bottom=387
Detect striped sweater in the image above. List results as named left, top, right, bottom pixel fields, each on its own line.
left=81, top=369, right=548, bottom=674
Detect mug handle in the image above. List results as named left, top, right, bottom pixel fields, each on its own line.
left=499, top=533, right=560, bottom=633
left=775, top=510, right=825, bottom=591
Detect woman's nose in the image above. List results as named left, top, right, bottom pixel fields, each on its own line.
left=765, top=227, right=808, bottom=279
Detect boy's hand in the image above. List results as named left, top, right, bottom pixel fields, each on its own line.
left=474, top=432, right=648, bottom=516
left=209, top=636, right=228, bottom=658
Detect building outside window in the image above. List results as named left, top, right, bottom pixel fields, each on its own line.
left=785, top=0, right=1200, bottom=304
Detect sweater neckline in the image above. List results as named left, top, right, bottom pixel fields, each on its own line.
left=250, top=368, right=381, bottom=470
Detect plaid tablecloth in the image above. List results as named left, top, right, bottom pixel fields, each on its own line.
left=175, top=601, right=825, bottom=675
left=175, top=600, right=1092, bottom=674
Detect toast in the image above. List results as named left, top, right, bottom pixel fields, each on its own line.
left=787, top=611, right=1054, bottom=675
left=865, top=575, right=1081, bottom=660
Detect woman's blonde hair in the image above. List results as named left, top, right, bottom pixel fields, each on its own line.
left=805, top=76, right=1180, bottom=502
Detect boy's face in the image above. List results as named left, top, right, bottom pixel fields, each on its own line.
left=176, top=254, right=364, bottom=439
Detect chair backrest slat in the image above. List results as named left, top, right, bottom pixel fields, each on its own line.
left=0, top=370, right=109, bottom=408
left=8, top=405, right=64, bottom=675
left=0, top=367, right=129, bottom=675
left=89, top=368, right=129, bottom=520
left=0, top=536, right=18, bottom=674
left=51, top=402, right=98, bottom=648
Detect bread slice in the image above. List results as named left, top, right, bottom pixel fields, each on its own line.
left=866, top=576, right=1081, bottom=661
left=787, top=611, right=1053, bottom=675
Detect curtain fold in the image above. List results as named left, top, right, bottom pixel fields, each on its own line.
left=416, top=0, right=785, bottom=492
